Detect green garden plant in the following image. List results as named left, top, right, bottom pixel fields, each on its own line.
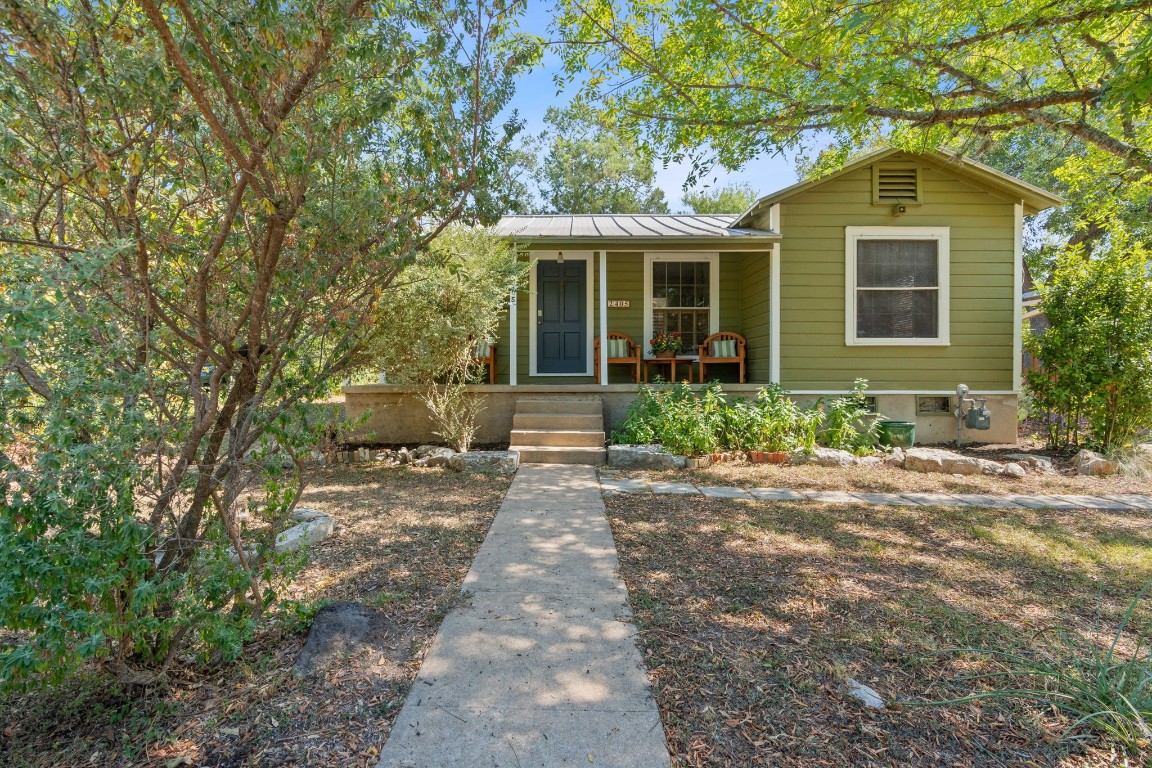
left=817, top=379, right=883, bottom=455
left=612, top=380, right=881, bottom=456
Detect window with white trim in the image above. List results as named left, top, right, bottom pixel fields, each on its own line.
left=644, top=253, right=719, bottom=355
left=845, top=227, right=950, bottom=346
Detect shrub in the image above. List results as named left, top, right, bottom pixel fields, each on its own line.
left=612, top=380, right=879, bottom=456
left=1025, top=233, right=1152, bottom=451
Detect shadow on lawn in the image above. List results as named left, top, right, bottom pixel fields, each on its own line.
left=0, top=465, right=508, bottom=768
left=608, top=495, right=1152, bottom=767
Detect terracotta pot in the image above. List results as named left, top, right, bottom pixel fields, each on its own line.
left=653, top=349, right=676, bottom=358
left=749, top=450, right=765, bottom=463
left=765, top=450, right=790, bottom=464
left=686, top=456, right=711, bottom=469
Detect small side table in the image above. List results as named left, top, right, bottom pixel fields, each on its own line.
left=643, top=356, right=696, bottom=383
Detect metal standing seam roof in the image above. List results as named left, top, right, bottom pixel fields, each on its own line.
left=492, top=214, right=778, bottom=240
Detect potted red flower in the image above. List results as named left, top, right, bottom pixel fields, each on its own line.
left=649, top=331, right=683, bottom=359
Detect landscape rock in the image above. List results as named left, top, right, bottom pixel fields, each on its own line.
left=226, top=513, right=335, bottom=565
left=857, top=456, right=883, bottom=467
left=1004, top=453, right=1056, bottom=474
left=447, top=450, right=519, bottom=476
left=414, top=446, right=456, bottom=467
left=396, top=447, right=412, bottom=465
left=1000, top=462, right=1026, bottom=479
left=789, top=447, right=858, bottom=467
left=276, top=515, right=335, bottom=554
left=608, top=444, right=686, bottom=470
left=845, top=678, right=885, bottom=709
left=412, top=444, right=441, bottom=459
left=905, top=448, right=1024, bottom=478
left=885, top=447, right=906, bottom=468
left=1077, top=448, right=1119, bottom=476
left=906, top=447, right=984, bottom=475
left=294, top=602, right=371, bottom=676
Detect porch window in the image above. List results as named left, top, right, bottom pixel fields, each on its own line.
left=645, top=253, right=719, bottom=354
left=845, top=227, right=950, bottom=346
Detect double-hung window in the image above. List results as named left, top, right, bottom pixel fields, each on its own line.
left=644, top=253, right=719, bottom=355
left=845, top=227, right=950, bottom=346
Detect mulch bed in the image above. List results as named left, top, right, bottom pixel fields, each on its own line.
left=606, top=493, right=1152, bottom=767
left=646, top=444, right=1149, bottom=496
left=0, top=465, right=509, bottom=768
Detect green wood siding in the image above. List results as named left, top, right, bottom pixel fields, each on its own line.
left=739, top=251, right=773, bottom=381
left=776, top=155, right=1017, bottom=391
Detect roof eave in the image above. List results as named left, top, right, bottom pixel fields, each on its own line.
left=495, top=234, right=781, bottom=250
left=732, top=147, right=1065, bottom=227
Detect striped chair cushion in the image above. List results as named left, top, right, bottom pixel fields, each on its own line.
left=472, top=341, right=491, bottom=358
left=606, top=338, right=630, bottom=358
left=711, top=339, right=737, bottom=357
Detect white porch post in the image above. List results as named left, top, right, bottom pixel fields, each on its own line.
left=508, top=288, right=518, bottom=386
left=598, top=250, right=608, bottom=385
left=769, top=204, right=781, bottom=384
left=1012, top=202, right=1024, bottom=393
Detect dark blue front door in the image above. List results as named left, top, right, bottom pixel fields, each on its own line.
left=537, top=259, right=586, bottom=374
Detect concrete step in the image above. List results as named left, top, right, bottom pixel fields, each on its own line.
left=510, top=429, right=606, bottom=448
left=510, top=445, right=607, bottom=465
left=512, top=413, right=604, bottom=431
left=514, top=397, right=603, bottom=416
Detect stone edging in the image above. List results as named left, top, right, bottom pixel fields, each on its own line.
left=597, top=473, right=1152, bottom=511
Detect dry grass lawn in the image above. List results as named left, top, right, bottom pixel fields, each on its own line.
left=607, top=493, right=1152, bottom=767
left=0, top=465, right=509, bottom=768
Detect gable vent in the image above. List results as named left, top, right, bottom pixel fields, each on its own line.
left=873, top=164, right=921, bottom=205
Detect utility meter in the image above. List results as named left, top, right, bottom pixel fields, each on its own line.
left=965, top=398, right=992, bottom=430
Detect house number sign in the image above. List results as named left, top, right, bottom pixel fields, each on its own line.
left=607, top=300, right=630, bottom=308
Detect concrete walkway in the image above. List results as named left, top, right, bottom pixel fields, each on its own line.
left=599, top=471, right=1152, bottom=511
left=377, top=465, right=671, bottom=768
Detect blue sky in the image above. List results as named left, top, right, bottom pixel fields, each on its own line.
left=501, top=2, right=802, bottom=212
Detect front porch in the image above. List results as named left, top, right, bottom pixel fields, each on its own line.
left=340, top=384, right=1016, bottom=446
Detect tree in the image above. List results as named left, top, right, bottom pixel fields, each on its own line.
left=526, top=103, right=670, bottom=213
left=553, top=0, right=1152, bottom=184
left=0, top=0, right=534, bottom=686
left=1025, top=232, right=1152, bottom=451
left=352, top=225, right=528, bottom=451
left=683, top=182, right=759, bottom=214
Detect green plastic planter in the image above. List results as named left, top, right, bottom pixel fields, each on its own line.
left=877, top=420, right=916, bottom=448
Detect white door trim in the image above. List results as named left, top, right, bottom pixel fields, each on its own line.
left=528, top=251, right=595, bottom=377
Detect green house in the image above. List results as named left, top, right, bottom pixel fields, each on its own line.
left=345, top=148, right=1062, bottom=454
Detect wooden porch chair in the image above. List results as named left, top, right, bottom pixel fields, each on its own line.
left=594, top=332, right=641, bottom=383
left=697, top=332, right=746, bottom=383
left=471, top=339, right=497, bottom=384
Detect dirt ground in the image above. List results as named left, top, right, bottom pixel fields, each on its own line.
left=0, top=465, right=509, bottom=768
left=606, top=492, right=1152, bottom=767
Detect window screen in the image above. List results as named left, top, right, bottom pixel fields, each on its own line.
left=855, top=240, right=939, bottom=339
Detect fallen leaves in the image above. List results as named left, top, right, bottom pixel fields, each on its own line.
left=606, top=492, right=1152, bottom=767
left=0, top=465, right=509, bottom=768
